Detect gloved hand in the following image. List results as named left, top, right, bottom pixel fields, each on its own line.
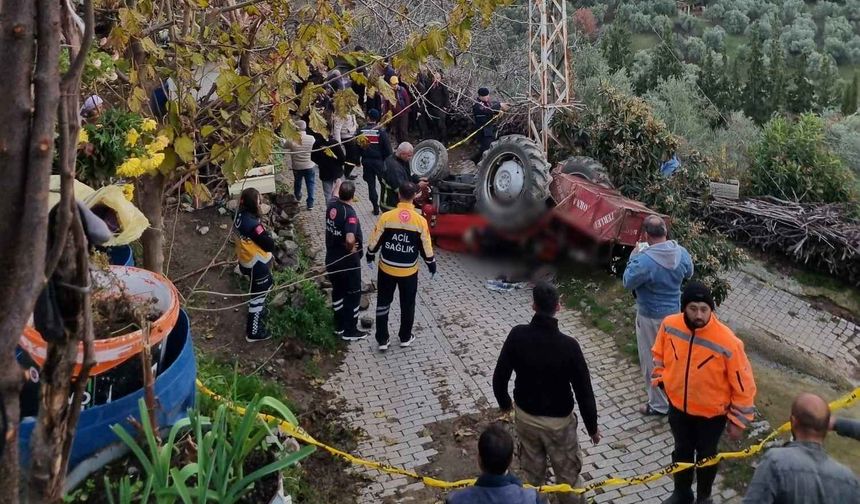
left=367, top=261, right=375, bottom=272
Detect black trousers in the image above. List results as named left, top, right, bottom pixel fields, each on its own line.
left=343, top=141, right=360, bottom=178
left=668, top=406, right=727, bottom=501
left=240, top=262, right=273, bottom=339
left=362, top=159, right=384, bottom=212
left=471, top=135, right=494, bottom=164
left=375, top=271, right=418, bottom=344
left=328, top=265, right=361, bottom=336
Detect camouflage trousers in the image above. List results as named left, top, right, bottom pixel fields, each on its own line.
left=515, top=413, right=585, bottom=504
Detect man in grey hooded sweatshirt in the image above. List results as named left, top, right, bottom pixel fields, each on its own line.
left=623, top=215, right=694, bottom=416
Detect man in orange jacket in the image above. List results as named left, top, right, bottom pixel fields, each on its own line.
left=652, top=282, right=757, bottom=504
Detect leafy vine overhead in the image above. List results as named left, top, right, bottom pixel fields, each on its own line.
left=96, top=0, right=512, bottom=274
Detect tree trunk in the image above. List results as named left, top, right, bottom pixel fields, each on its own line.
left=137, top=172, right=166, bottom=275
left=27, top=212, right=95, bottom=503
left=0, top=0, right=62, bottom=499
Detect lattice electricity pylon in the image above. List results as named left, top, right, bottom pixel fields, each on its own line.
left=527, top=0, right=582, bottom=155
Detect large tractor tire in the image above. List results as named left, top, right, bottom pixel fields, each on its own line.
left=410, top=139, right=449, bottom=182
left=560, top=156, right=613, bottom=188
left=475, top=135, right=551, bottom=232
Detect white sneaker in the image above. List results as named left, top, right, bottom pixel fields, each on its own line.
left=399, top=335, right=415, bottom=348
left=378, top=341, right=389, bottom=352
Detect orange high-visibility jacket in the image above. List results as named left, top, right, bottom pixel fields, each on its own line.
left=651, top=313, right=757, bottom=429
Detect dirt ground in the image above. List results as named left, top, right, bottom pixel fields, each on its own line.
left=164, top=204, right=368, bottom=503
left=382, top=409, right=519, bottom=504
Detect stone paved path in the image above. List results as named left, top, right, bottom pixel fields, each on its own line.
left=720, top=270, right=860, bottom=382
left=293, top=174, right=857, bottom=503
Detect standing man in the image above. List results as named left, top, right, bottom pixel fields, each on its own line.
left=471, top=87, right=509, bottom=164
left=652, top=282, right=757, bottom=504
left=492, top=282, right=599, bottom=504
left=427, top=71, right=450, bottom=142
left=365, top=182, right=436, bottom=352
left=385, top=76, right=412, bottom=143
left=358, top=109, right=392, bottom=216
left=325, top=179, right=368, bottom=342
left=283, top=119, right=317, bottom=211
left=743, top=393, right=860, bottom=504
left=311, top=126, right=345, bottom=202
left=623, top=215, right=694, bottom=416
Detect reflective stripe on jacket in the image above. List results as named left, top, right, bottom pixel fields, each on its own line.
left=366, top=202, right=435, bottom=277
left=651, top=313, right=756, bottom=428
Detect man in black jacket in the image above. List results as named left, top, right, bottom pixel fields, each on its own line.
left=493, top=282, right=600, bottom=504
left=358, top=109, right=392, bottom=215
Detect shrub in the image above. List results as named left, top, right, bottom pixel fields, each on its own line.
left=700, top=111, right=761, bottom=187
left=675, top=13, right=697, bottom=35
left=652, top=14, right=674, bottom=35
left=812, top=1, right=838, bottom=22
left=780, top=17, right=818, bottom=55
left=704, top=3, right=726, bottom=23
left=824, top=16, right=854, bottom=42
left=682, top=36, right=708, bottom=64
left=646, top=76, right=717, bottom=150
left=573, top=8, right=599, bottom=41
left=651, top=0, right=677, bottom=17
left=779, top=0, right=804, bottom=24
left=825, top=37, right=849, bottom=65
left=723, top=9, right=750, bottom=35
left=749, top=114, right=858, bottom=203
left=267, top=267, right=338, bottom=349
left=826, top=113, right=860, bottom=175
left=703, top=26, right=727, bottom=52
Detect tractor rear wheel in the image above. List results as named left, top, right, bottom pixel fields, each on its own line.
left=559, top=156, right=613, bottom=188
left=475, top=135, right=551, bottom=232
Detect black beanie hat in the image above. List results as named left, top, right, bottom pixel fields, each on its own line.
left=681, top=281, right=715, bottom=311
left=478, top=87, right=490, bottom=97
left=368, top=108, right=380, bottom=120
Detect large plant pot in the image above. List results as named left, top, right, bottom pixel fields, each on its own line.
left=18, top=309, right=197, bottom=478
left=18, top=266, right=179, bottom=411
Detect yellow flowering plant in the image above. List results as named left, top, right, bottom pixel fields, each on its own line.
left=115, top=125, right=170, bottom=178
left=76, top=109, right=170, bottom=185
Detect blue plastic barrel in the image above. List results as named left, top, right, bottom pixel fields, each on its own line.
left=18, top=309, right=196, bottom=471
left=106, top=245, right=134, bottom=266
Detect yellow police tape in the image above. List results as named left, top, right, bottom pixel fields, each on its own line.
left=196, top=380, right=859, bottom=494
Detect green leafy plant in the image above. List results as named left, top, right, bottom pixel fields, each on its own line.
left=107, top=397, right=315, bottom=503
left=77, top=108, right=144, bottom=185
left=750, top=113, right=858, bottom=203
left=267, top=268, right=338, bottom=349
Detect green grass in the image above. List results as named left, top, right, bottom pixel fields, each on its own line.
left=791, top=268, right=860, bottom=316
left=632, top=33, right=660, bottom=52
left=557, top=264, right=638, bottom=360
left=724, top=34, right=748, bottom=58
left=838, top=63, right=860, bottom=82
left=196, top=355, right=297, bottom=413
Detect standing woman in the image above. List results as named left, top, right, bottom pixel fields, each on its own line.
left=234, top=188, right=275, bottom=342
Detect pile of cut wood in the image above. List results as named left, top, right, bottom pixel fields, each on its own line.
left=702, top=196, right=860, bottom=286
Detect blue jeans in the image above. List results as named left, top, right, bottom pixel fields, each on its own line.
left=293, top=168, right=316, bottom=208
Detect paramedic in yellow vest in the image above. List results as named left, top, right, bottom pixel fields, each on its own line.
left=366, top=181, right=436, bottom=351
left=234, top=188, right=275, bottom=342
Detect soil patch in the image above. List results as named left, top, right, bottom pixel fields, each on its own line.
left=383, top=408, right=515, bottom=504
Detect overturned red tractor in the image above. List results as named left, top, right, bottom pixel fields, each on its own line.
left=409, top=135, right=667, bottom=262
